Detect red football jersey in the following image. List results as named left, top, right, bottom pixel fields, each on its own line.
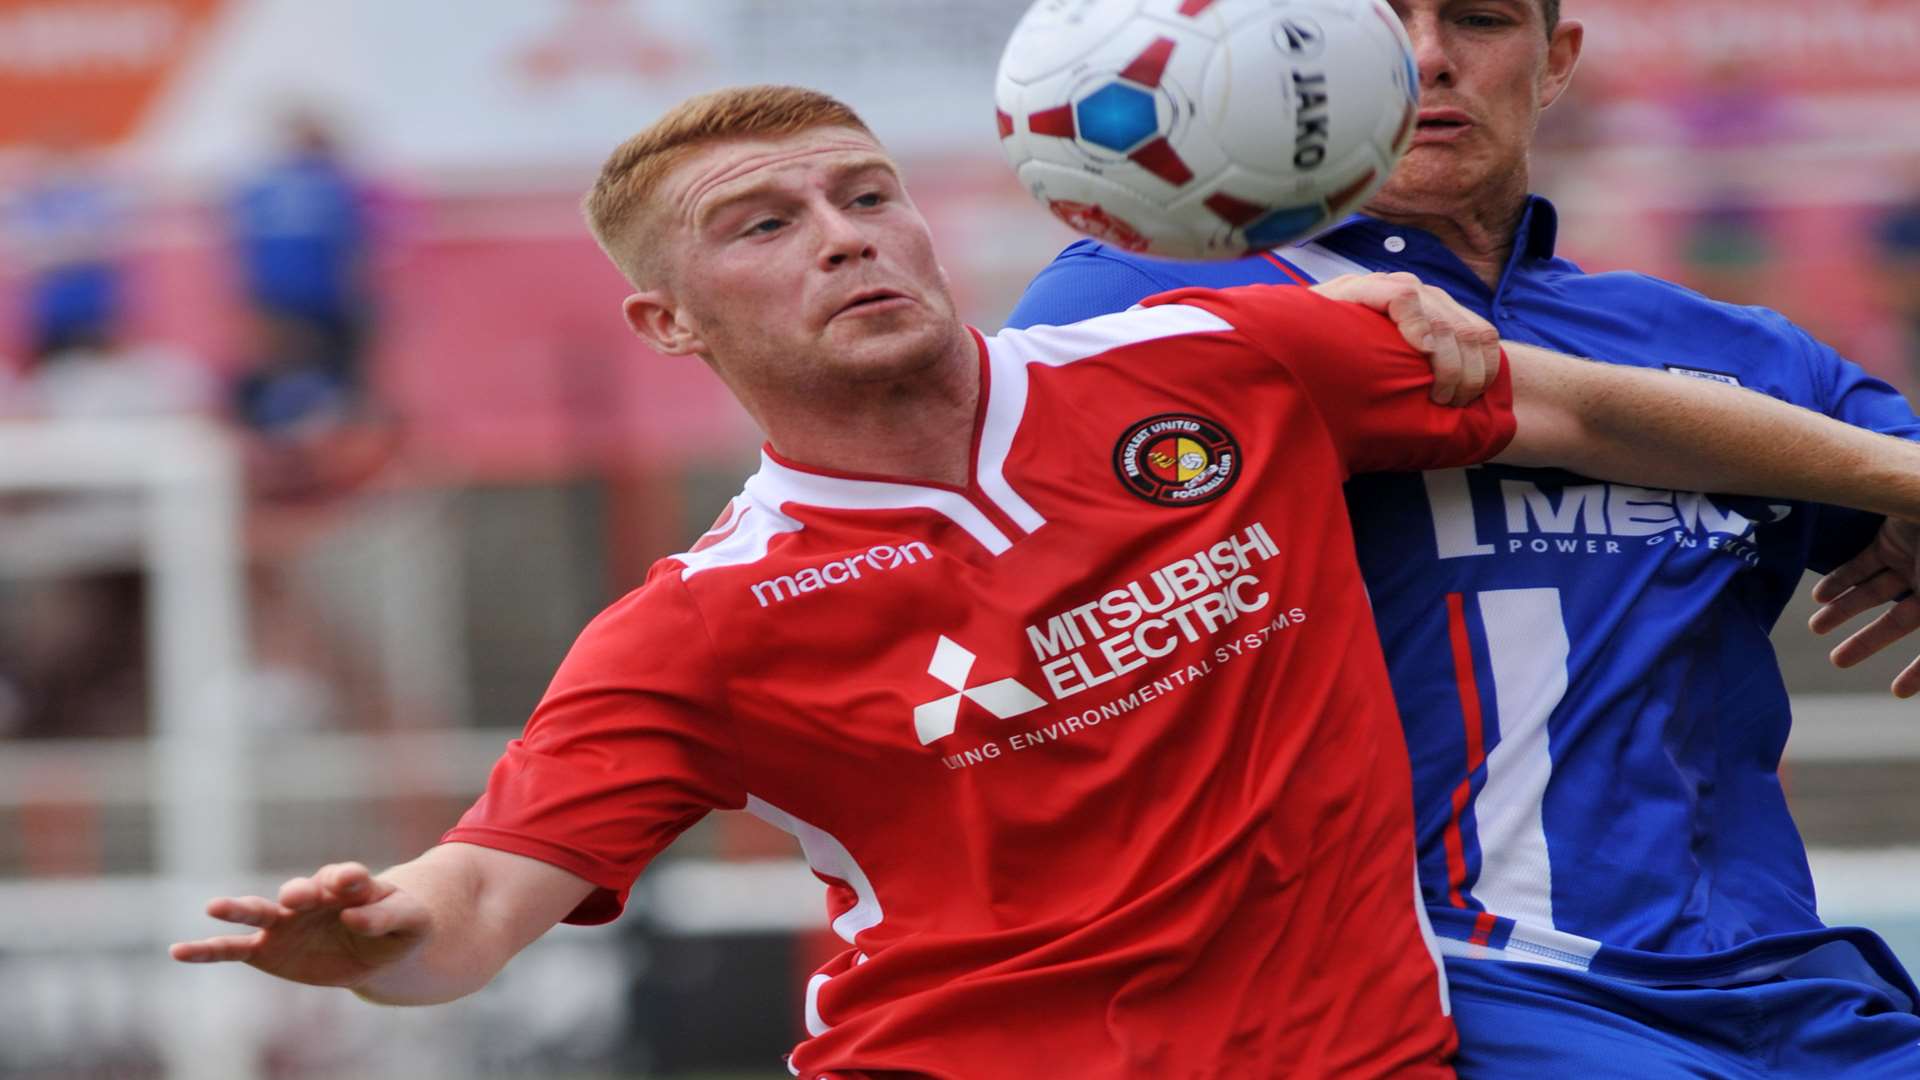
left=447, top=285, right=1516, bottom=1078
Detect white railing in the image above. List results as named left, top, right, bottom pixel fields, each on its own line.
left=0, top=419, right=252, bottom=1078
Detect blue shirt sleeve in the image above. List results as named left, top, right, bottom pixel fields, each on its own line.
left=1801, top=329, right=1920, bottom=572
left=1005, top=241, right=1191, bottom=329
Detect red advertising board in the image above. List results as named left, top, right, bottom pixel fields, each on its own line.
left=1572, top=0, right=1920, bottom=97
left=0, top=0, right=228, bottom=148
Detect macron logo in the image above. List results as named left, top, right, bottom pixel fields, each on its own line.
left=750, top=541, right=933, bottom=608
left=913, top=636, right=1046, bottom=745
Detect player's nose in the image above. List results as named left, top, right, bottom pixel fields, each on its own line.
left=1400, top=12, right=1455, bottom=88
left=817, top=206, right=877, bottom=269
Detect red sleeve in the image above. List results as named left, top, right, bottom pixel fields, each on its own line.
left=1146, top=284, right=1517, bottom=476
left=442, top=570, right=745, bottom=925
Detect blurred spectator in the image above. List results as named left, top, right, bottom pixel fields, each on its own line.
left=1678, top=189, right=1775, bottom=308
left=4, top=135, right=127, bottom=363
left=229, top=107, right=398, bottom=499
left=231, top=310, right=357, bottom=436
left=1667, top=57, right=1795, bottom=308
left=1873, top=162, right=1920, bottom=392
left=1670, top=56, right=1796, bottom=151
left=230, top=108, right=375, bottom=406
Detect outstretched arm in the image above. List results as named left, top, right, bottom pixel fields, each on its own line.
left=1499, top=343, right=1920, bottom=697
left=169, top=842, right=594, bottom=1005
left=1496, top=342, right=1920, bottom=522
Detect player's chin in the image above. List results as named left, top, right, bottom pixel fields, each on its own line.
left=1376, top=155, right=1477, bottom=205
left=829, top=320, right=954, bottom=377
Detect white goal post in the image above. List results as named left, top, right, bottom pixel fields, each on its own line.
left=0, top=418, right=255, bottom=1079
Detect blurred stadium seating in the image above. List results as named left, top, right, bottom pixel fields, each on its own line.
left=2, top=1, right=1919, bottom=1076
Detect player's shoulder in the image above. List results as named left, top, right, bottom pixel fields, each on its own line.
left=1566, top=268, right=1840, bottom=394
left=561, top=452, right=954, bottom=681
left=653, top=469, right=806, bottom=589
left=1137, top=280, right=1376, bottom=350
left=1569, top=267, right=1816, bottom=347
left=562, top=471, right=807, bottom=668
left=991, top=281, right=1323, bottom=367
left=1009, top=238, right=1297, bottom=330
left=1139, top=280, right=1321, bottom=312
left=1041, top=237, right=1173, bottom=276
left=1045, top=238, right=1294, bottom=289
left=645, top=451, right=950, bottom=607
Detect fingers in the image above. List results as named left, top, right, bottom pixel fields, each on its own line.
left=1386, top=288, right=1453, bottom=402
left=319, top=861, right=377, bottom=900
left=1893, top=653, right=1920, bottom=700
left=1455, top=322, right=1499, bottom=405
left=277, top=860, right=421, bottom=939
left=1809, top=569, right=1909, bottom=635
left=1350, top=272, right=1496, bottom=407
left=278, top=874, right=321, bottom=911
left=278, top=861, right=378, bottom=911
left=1429, top=329, right=1464, bottom=405
left=170, top=932, right=264, bottom=963
left=1305, top=272, right=1370, bottom=302
left=1309, top=271, right=1419, bottom=315
left=206, top=895, right=295, bottom=928
left=1419, top=287, right=1497, bottom=405
left=338, top=901, right=401, bottom=937
left=339, top=884, right=430, bottom=939
left=1274, top=269, right=1503, bottom=405
left=171, top=891, right=295, bottom=964
left=1827, top=595, right=1920, bottom=670
left=1386, top=284, right=1453, bottom=403
left=1811, top=549, right=1888, bottom=605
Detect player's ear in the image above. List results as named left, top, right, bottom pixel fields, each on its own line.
left=623, top=291, right=706, bottom=357
left=1539, top=19, right=1583, bottom=110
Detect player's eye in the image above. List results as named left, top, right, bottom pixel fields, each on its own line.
left=850, top=191, right=885, bottom=209
left=745, top=217, right=785, bottom=236
left=1458, top=12, right=1511, bottom=29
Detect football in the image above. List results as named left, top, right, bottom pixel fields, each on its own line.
left=994, top=0, right=1419, bottom=259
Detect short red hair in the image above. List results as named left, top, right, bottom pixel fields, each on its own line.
left=583, top=84, right=875, bottom=286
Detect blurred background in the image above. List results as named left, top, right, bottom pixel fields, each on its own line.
left=1, top=0, right=1917, bottom=1076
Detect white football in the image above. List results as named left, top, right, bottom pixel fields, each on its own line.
left=994, top=0, right=1418, bottom=259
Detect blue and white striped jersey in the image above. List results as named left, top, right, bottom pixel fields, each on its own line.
left=1006, top=197, right=1920, bottom=998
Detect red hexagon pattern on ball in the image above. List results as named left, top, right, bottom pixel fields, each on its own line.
left=1046, top=200, right=1150, bottom=252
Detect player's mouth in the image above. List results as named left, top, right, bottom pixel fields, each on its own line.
left=831, top=289, right=913, bottom=320
left=1412, top=109, right=1473, bottom=144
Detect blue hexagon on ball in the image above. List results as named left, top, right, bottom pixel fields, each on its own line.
left=1076, top=83, right=1160, bottom=153
left=1245, top=205, right=1330, bottom=249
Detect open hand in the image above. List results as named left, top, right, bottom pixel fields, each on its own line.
left=1310, top=272, right=1500, bottom=406
left=1809, top=518, right=1920, bottom=698
left=169, top=861, right=431, bottom=988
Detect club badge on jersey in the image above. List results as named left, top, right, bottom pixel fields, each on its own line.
left=1113, top=413, right=1242, bottom=505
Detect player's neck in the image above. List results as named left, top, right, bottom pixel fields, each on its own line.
left=1363, top=176, right=1530, bottom=291
left=760, top=337, right=982, bottom=489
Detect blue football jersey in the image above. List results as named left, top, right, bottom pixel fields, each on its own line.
left=1007, top=198, right=1920, bottom=997
left=233, top=154, right=367, bottom=317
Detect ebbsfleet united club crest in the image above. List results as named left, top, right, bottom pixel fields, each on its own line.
left=1113, top=414, right=1240, bottom=506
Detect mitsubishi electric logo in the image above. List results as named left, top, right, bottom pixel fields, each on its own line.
left=912, top=636, right=1045, bottom=745
left=916, top=521, right=1303, bottom=772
